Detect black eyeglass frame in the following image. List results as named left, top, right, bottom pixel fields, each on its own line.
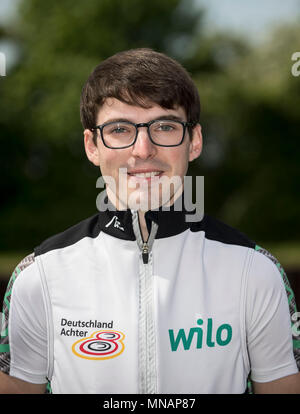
left=90, top=119, right=198, bottom=149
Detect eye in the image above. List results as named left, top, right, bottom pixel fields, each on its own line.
left=111, top=126, right=129, bottom=134
left=153, top=121, right=180, bottom=132
left=106, top=123, right=132, bottom=135
left=158, top=124, right=174, bottom=131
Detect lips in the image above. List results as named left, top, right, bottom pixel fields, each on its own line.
left=127, top=170, right=163, bottom=185
left=128, top=171, right=161, bottom=178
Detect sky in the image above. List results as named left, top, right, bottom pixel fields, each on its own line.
left=195, top=0, right=300, bottom=42
left=0, top=0, right=20, bottom=24
left=0, top=0, right=299, bottom=36
left=0, top=0, right=299, bottom=69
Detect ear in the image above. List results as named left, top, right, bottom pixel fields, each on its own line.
left=84, top=129, right=100, bottom=166
left=189, top=123, right=203, bottom=162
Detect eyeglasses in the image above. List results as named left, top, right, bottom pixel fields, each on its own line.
left=91, top=119, right=197, bottom=149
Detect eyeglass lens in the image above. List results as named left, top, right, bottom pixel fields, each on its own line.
left=102, top=120, right=184, bottom=148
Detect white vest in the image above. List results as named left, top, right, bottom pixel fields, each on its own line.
left=32, top=205, right=296, bottom=393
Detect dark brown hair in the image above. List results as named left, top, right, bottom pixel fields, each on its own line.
left=80, top=48, right=200, bottom=136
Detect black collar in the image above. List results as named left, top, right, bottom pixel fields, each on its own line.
left=97, top=191, right=198, bottom=240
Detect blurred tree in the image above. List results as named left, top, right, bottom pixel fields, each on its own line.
left=189, top=24, right=300, bottom=242
left=0, top=0, right=205, bottom=250
left=0, top=0, right=299, bottom=250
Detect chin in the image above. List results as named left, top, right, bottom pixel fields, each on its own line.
left=128, top=187, right=177, bottom=211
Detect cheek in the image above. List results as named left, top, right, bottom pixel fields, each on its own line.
left=167, top=146, right=190, bottom=174
left=98, top=150, right=126, bottom=176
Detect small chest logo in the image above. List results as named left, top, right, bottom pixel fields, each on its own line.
left=72, top=330, right=125, bottom=360
left=105, top=216, right=124, bottom=231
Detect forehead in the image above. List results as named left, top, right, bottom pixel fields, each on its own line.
left=96, top=98, right=187, bottom=124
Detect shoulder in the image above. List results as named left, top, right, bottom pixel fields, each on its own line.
left=248, top=247, right=286, bottom=294
left=190, top=214, right=256, bottom=249
left=34, top=213, right=101, bottom=257
left=6, top=253, right=41, bottom=303
left=191, top=215, right=290, bottom=291
left=247, top=245, right=295, bottom=311
left=5, top=253, right=36, bottom=293
left=1, top=253, right=41, bottom=350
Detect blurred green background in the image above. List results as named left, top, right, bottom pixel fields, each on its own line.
left=0, top=0, right=299, bottom=305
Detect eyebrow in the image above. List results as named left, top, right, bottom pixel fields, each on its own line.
left=154, top=115, right=185, bottom=122
left=98, top=114, right=185, bottom=125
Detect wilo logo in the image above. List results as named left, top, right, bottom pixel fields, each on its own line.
left=168, top=318, right=232, bottom=352
left=0, top=52, right=6, bottom=76
left=291, top=52, right=300, bottom=77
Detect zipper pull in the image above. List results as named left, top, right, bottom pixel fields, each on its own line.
left=142, top=242, right=149, bottom=264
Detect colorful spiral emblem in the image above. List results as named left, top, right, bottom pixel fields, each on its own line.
left=72, top=330, right=125, bottom=360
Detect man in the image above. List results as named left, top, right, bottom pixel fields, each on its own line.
left=0, top=48, right=299, bottom=394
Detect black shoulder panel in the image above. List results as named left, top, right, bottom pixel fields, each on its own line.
left=190, top=214, right=256, bottom=249
left=34, top=213, right=101, bottom=256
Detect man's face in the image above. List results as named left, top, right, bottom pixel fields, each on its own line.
left=84, top=98, right=202, bottom=211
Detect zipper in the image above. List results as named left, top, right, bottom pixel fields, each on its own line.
left=136, top=212, right=155, bottom=264
left=131, top=210, right=158, bottom=394
left=142, top=242, right=149, bottom=264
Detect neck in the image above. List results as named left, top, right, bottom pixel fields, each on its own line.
left=138, top=211, right=149, bottom=242
left=106, top=184, right=185, bottom=241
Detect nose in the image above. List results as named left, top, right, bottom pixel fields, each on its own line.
left=131, top=126, right=156, bottom=160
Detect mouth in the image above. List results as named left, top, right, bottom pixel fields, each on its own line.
left=127, top=170, right=163, bottom=182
